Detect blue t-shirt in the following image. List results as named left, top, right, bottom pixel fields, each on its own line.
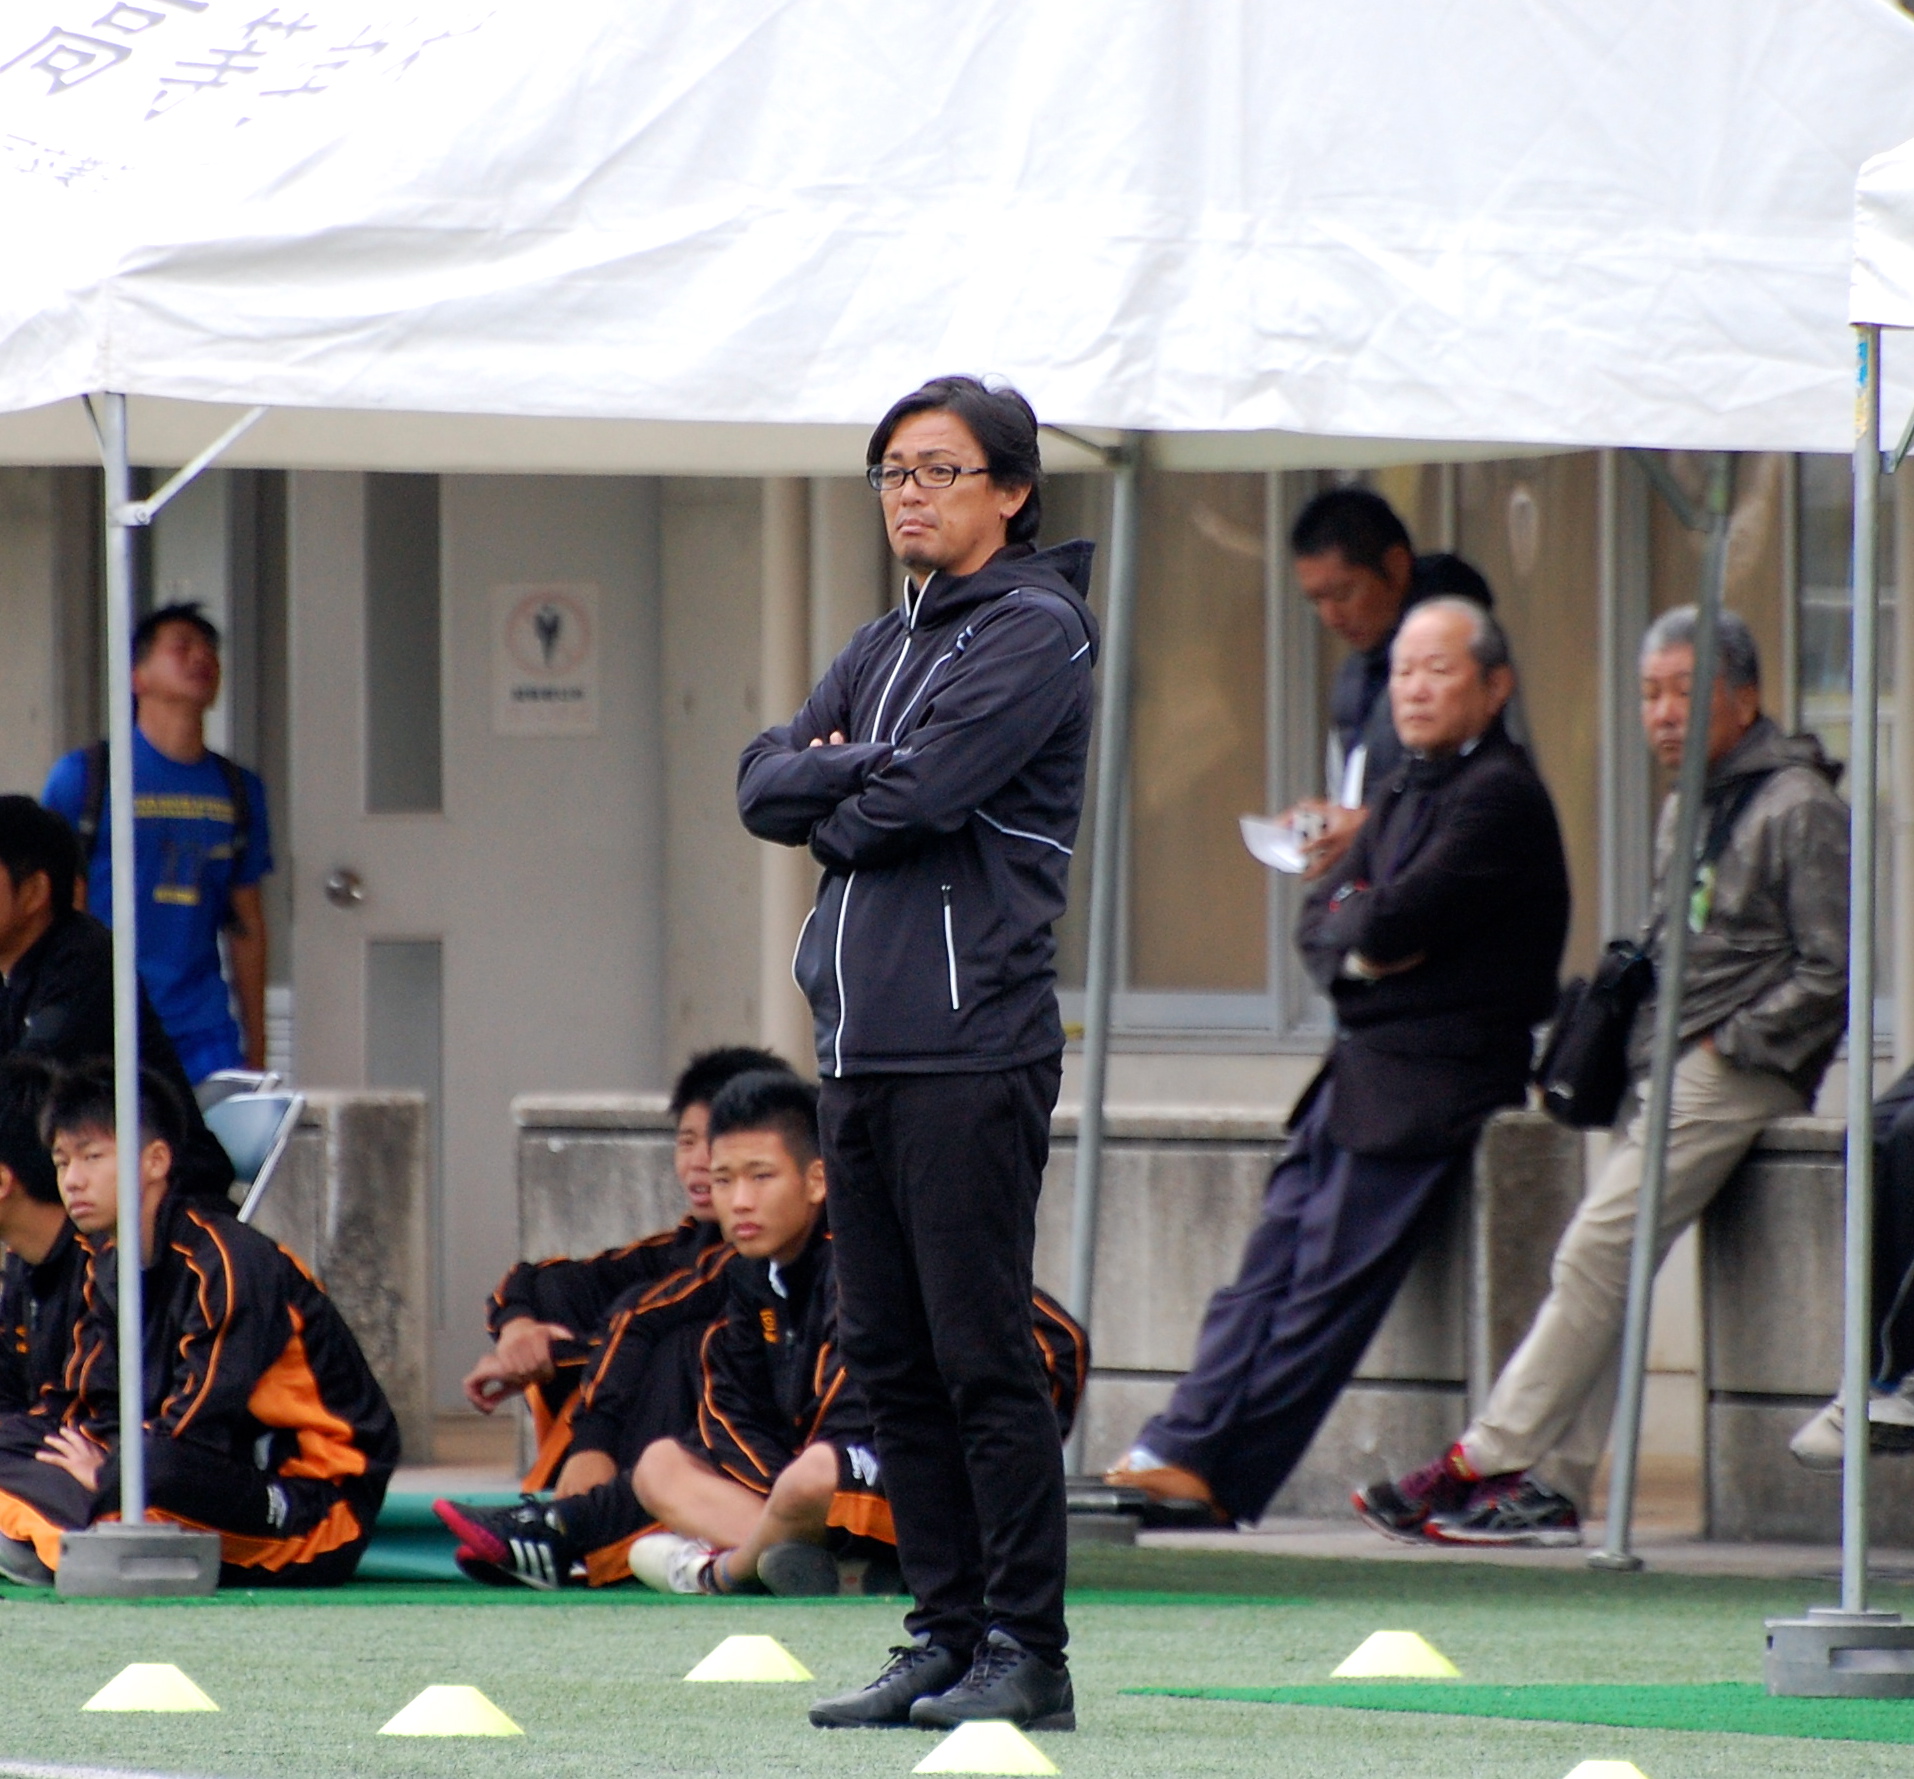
left=43, top=730, right=274, bottom=1069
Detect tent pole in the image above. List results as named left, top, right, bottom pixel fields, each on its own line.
left=1766, top=324, right=1914, bottom=1694
left=1842, top=323, right=1883, bottom=1615
left=1064, top=435, right=1141, bottom=1475
left=1591, top=452, right=1733, bottom=1572
left=99, top=392, right=148, bottom=1527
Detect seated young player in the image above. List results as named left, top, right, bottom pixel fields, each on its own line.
left=628, top=1069, right=882, bottom=1596
left=434, top=1074, right=1089, bottom=1594
left=0, top=1063, right=400, bottom=1587
left=0, top=1058, right=83, bottom=1420
left=439, top=1071, right=889, bottom=1595
left=464, top=1045, right=789, bottom=1495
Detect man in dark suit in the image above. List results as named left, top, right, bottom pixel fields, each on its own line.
left=1105, top=597, right=1570, bottom=1524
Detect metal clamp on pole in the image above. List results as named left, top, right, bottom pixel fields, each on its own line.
left=56, top=393, right=220, bottom=1599
left=1766, top=324, right=1914, bottom=1696
left=1590, top=451, right=1734, bottom=1573
left=1062, top=432, right=1142, bottom=1477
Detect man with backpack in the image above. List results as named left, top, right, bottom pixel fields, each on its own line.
left=1356, top=605, right=1848, bottom=1547
left=43, top=603, right=273, bottom=1084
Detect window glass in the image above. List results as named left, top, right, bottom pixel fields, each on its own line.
left=1797, top=454, right=1895, bottom=1010
left=1456, top=455, right=1602, bottom=976
left=1127, top=472, right=1269, bottom=991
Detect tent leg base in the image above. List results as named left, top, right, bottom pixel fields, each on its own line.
left=1766, top=1607, right=1914, bottom=1696
left=57, top=1524, right=220, bottom=1597
left=1587, top=1549, right=1645, bottom=1573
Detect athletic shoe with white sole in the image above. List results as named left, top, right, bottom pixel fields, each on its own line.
left=628, top=1529, right=717, bottom=1594
left=433, top=1495, right=580, bottom=1590
left=1789, top=1388, right=1914, bottom=1470
left=1424, top=1475, right=1581, bottom=1547
left=1352, top=1446, right=1484, bottom=1543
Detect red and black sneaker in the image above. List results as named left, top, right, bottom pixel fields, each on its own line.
left=1352, top=1446, right=1485, bottom=1544
left=433, top=1495, right=580, bottom=1590
left=1423, top=1475, right=1582, bottom=1548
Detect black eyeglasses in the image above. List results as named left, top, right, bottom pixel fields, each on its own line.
left=866, top=463, right=992, bottom=493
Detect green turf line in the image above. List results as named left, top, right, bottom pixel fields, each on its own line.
left=1126, top=1681, right=1914, bottom=1745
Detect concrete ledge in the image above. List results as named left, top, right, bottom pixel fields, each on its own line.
left=515, top=1095, right=1590, bottom=1512
left=1702, top=1117, right=1866, bottom=1543
left=514, top=1092, right=672, bottom=1132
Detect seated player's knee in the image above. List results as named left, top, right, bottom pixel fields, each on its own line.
left=632, top=1437, right=688, bottom=1510
left=769, top=1442, right=840, bottom=1516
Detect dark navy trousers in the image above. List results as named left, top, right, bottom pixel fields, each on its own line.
left=1139, top=1083, right=1469, bottom=1524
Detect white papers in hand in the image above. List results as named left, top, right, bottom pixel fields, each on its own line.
left=1240, top=814, right=1313, bottom=875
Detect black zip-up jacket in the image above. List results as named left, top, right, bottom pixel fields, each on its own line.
left=1297, top=719, right=1570, bottom=1158
left=693, top=1225, right=868, bottom=1488
left=739, top=541, right=1098, bottom=1076
left=486, top=1215, right=723, bottom=1416
left=0, top=912, right=235, bottom=1201
left=0, top=1223, right=85, bottom=1414
left=66, top=1194, right=401, bottom=1493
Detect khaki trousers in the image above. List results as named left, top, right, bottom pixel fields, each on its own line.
left=1461, top=1044, right=1802, bottom=1507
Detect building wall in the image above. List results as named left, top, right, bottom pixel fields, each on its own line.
left=661, top=478, right=766, bottom=1063
left=0, top=467, right=99, bottom=795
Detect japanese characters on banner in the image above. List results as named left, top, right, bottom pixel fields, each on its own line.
left=492, top=583, right=600, bottom=737
left=0, top=0, right=489, bottom=188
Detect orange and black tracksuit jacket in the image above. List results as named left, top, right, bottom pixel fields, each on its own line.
left=0, top=1193, right=400, bottom=1584
left=690, top=1232, right=1086, bottom=1548
left=0, top=1222, right=86, bottom=1415
left=490, top=1215, right=724, bottom=1481
left=688, top=1221, right=892, bottom=1542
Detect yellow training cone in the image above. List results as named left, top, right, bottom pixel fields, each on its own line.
left=378, top=1685, right=523, bottom=1736
left=1563, top=1766, right=1650, bottom=1779
left=683, top=1634, right=813, bottom=1682
left=914, top=1720, right=1061, bottom=1775
left=83, top=1663, right=218, bottom=1712
left=1332, top=1630, right=1460, bottom=1679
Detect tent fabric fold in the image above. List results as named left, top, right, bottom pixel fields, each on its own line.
left=3, top=0, right=1914, bottom=461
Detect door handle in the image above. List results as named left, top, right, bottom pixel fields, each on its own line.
left=323, top=868, right=365, bottom=909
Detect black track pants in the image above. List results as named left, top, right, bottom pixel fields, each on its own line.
left=820, top=1060, right=1067, bottom=1663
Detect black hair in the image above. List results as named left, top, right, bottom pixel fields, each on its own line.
left=40, top=1060, right=186, bottom=1166
left=0, top=1058, right=59, bottom=1205
left=670, top=1047, right=795, bottom=1119
left=133, top=601, right=221, bottom=666
left=1411, top=551, right=1495, bottom=611
left=705, top=1070, right=820, bottom=1170
left=867, top=375, right=1043, bottom=546
left=1289, top=486, right=1413, bottom=574
left=0, top=796, right=77, bottom=918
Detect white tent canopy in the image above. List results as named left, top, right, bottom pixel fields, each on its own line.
left=5, top=0, right=1914, bottom=468
left=1857, top=133, right=1914, bottom=330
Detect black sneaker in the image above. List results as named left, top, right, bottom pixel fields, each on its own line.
left=1425, top=1475, right=1581, bottom=1547
left=759, top=1541, right=840, bottom=1596
left=0, top=1533, right=53, bottom=1587
left=909, top=1629, right=1075, bottom=1732
left=433, top=1495, right=580, bottom=1589
left=1352, top=1448, right=1482, bottom=1543
left=809, top=1639, right=968, bottom=1729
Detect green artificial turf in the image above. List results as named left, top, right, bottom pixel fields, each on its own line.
left=0, top=1544, right=1910, bottom=1777
left=1129, top=1680, right=1914, bottom=1745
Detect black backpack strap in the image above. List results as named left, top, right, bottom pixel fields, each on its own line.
left=209, top=751, right=250, bottom=867
left=76, top=739, right=109, bottom=865
left=207, top=751, right=251, bottom=932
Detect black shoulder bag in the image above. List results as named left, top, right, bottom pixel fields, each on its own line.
left=1535, top=769, right=1772, bottom=1129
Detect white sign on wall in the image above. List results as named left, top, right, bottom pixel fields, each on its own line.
left=492, top=583, right=599, bottom=736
